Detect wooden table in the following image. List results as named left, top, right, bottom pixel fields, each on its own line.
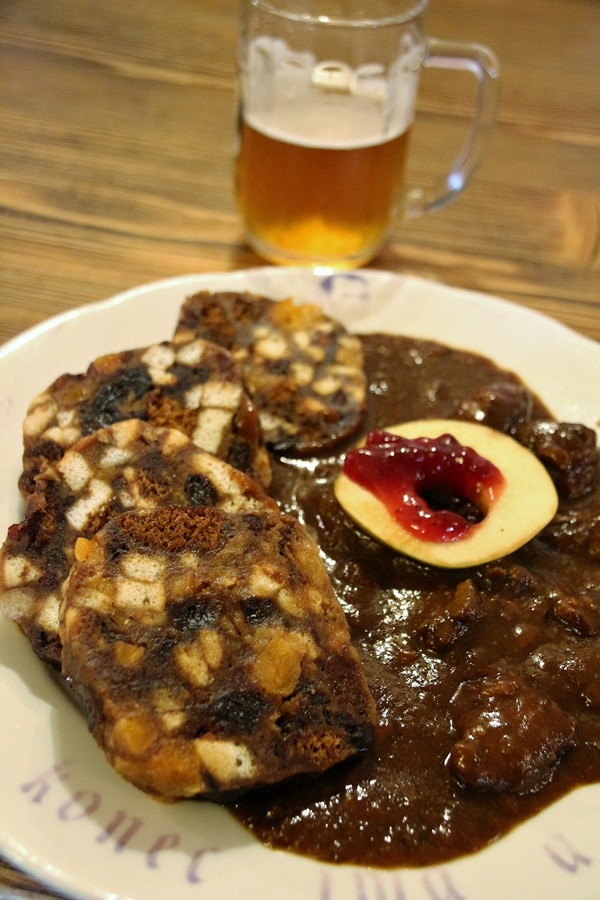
left=0, top=0, right=598, bottom=896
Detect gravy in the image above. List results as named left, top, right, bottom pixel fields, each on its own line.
left=232, top=334, right=600, bottom=867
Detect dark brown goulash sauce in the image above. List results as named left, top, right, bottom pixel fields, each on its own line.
left=231, top=333, right=600, bottom=868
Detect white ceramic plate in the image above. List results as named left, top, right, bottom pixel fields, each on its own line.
left=1, top=268, right=599, bottom=900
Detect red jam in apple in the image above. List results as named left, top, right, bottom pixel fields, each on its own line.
left=342, top=430, right=505, bottom=542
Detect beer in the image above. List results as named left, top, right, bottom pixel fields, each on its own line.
left=235, top=33, right=419, bottom=268
left=236, top=117, right=411, bottom=268
left=236, top=4, right=499, bottom=268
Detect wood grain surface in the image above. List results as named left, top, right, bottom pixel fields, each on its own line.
left=0, top=0, right=599, bottom=896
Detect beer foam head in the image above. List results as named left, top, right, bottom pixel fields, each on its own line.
left=242, top=35, right=422, bottom=148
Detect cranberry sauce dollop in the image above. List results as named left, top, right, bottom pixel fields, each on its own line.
left=343, top=429, right=505, bottom=542
left=232, top=333, right=600, bottom=868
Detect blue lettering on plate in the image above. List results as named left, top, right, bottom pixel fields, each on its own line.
left=321, top=867, right=463, bottom=900
left=545, top=834, right=593, bottom=873
left=19, top=759, right=220, bottom=885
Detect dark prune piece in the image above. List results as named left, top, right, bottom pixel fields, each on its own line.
left=170, top=598, right=218, bottom=631
left=241, top=596, right=278, bottom=625
left=80, top=366, right=153, bottom=434
left=227, top=440, right=252, bottom=475
left=185, top=474, right=220, bottom=507
left=211, top=691, right=268, bottom=733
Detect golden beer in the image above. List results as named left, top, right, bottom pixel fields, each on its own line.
left=237, top=3, right=499, bottom=268
left=235, top=117, right=411, bottom=268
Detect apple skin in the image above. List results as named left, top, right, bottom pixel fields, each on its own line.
left=334, top=419, right=559, bottom=569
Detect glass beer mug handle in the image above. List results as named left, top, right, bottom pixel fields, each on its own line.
left=403, top=38, right=501, bottom=219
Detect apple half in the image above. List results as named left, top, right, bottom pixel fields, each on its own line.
left=334, top=419, right=559, bottom=569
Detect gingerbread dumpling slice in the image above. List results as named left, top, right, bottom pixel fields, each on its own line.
left=1, top=420, right=275, bottom=668
left=60, top=506, right=376, bottom=800
left=174, top=291, right=367, bottom=454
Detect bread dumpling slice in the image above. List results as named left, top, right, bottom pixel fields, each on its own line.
left=60, top=506, right=376, bottom=800
left=1, top=420, right=275, bottom=668
left=174, top=291, right=366, bottom=454
left=19, top=337, right=271, bottom=496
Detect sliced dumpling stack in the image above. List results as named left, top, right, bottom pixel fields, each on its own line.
left=0, top=291, right=374, bottom=801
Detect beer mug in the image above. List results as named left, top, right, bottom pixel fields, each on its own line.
left=235, top=0, right=500, bottom=269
